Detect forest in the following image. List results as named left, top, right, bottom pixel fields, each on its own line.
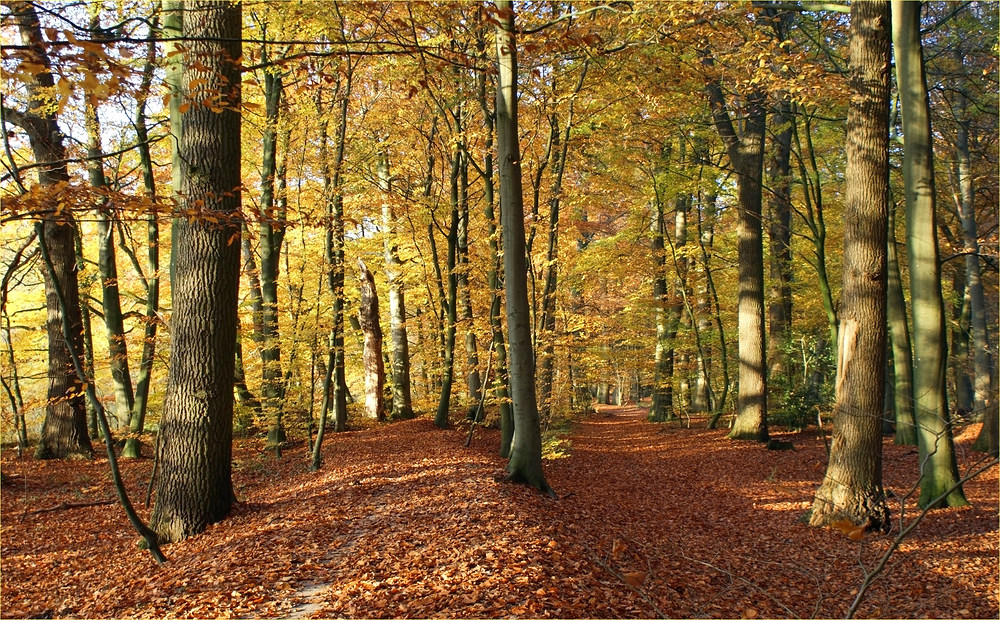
left=0, top=1, right=997, bottom=618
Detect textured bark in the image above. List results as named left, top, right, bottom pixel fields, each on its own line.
left=379, top=150, right=415, bottom=420
left=766, top=100, right=794, bottom=377
left=357, top=260, right=386, bottom=422
left=457, top=146, right=482, bottom=419
left=7, top=1, right=92, bottom=460
left=496, top=0, right=552, bottom=495
left=433, top=149, right=461, bottom=429
left=149, top=1, right=242, bottom=543
left=808, top=0, right=891, bottom=533
left=649, top=195, right=672, bottom=423
left=705, top=64, right=769, bottom=442
left=892, top=0, right=968, bottom=508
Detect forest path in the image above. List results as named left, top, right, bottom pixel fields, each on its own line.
left=0, top=407, right=995, bottom=619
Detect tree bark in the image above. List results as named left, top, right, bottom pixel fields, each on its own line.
left=808, top=0, right=891, bottom=533
left=887, top=198, right=917, bottom=445
left=892, top=0, right=968, bottom=508
left=7, top=1, right=92, bottom=460
left=379, top=149, right=415, bottom=420
left=357, top=260, right=386, bottom=422
left=149, top=0, right=242, bottom=543
left=496, top=0, right=553, bottom=496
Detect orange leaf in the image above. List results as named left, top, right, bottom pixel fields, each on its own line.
left=623, top=571, right=645, bottom=588
left=831, top=517, right=869, bottom=541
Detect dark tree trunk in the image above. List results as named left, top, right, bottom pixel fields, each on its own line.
left=149, top=1, right=242, bottom=543
left=6, top=1, right=92, bottom=460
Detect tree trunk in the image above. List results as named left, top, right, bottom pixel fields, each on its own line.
left=6, top=2, right=92, bottom=459
left=767, top=100, right=794, bottom=378
left=123, top=24, right=161, bottom=459
left=808, top=0, right=891, bottom=533
left=457, top=145, right=483, bottom=419
left=887, top=199, right=918, bottom=445
left=495, top=0, right=553, bottom=496
left=434, top=149, right=461, bottom=429
left=892, top=0, right=968, bottom=508
left=376, top=150, right=415, bottom=420
left=704, top=61, right=769, bottom=442
left=357, top=260, right=386, bottom=422
left=149, top=0, right=242, bottom=543
left=85, top=93, right=134, bottom=430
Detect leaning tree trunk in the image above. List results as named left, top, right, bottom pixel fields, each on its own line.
left=495, top=0, right=553, bottom=496
left=808, top=0, right=892, bottom=533
left=149, top=1, right=242, bottom=543
left=357, top=259, right=386, bottom=422
left=6, top=1, right=92, bottom=459
left=892, top=0, right=968, bottom=509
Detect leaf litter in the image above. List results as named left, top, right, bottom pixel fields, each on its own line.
left=1, top=407, right=996, bottom=619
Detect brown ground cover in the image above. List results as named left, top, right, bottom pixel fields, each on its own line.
left=1, top=406, right=996, bottom=619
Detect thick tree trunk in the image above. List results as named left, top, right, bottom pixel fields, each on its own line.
left=892, top=0, right=968, bottom=508
left=496, top=0, right=552, bottom=495
left=808, top=0, right=891, bottom=533
left=357, top=260, right=386, bottom=422
left=7, top=2, right=92, bottom=460
left=767, top=100, right=794, bottom=378
left=379, top=150, right=415, bottom=420
left=150, top=0, right=242, bottom=543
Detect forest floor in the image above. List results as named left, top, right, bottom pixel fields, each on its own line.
left=1, top=405, right=997, bottom=619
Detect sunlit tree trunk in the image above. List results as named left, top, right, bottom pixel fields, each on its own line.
left=704, top=58, right=768, bottom=442
left=650, top=194, right=671, bottom=423
left=767, top=99, right=794, bottom=378
left=357, top=260, right=386, bottom=422
left=150, top=0, right=241, bottom=543
left=808, top=0, right=891, bottom=533
left=434, top=147, right=461, bottom=428
left=5, top=1, right=92, bottom=460
left=496, top=0, right=552, bottom=495
left=379, top=149, right=415, bottom=420
left=892, top=0, right=968, bottom=508
left=122, top=21, right=161, bottom=459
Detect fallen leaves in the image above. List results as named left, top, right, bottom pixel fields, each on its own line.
left=0, top=411, right=996, bottom=619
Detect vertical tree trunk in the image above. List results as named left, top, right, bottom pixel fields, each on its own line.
left=496, top=0, right=553, bottom=496
left=704, top=60, right=769, bottom=442
left=887, top=199, right=918, bottom=445
left=457, top=145, right=482, bottom=419
left=434, top=150, right=461, bottom=429
left=150, top=0, right=242, bottom=543
left=85, top=82, right=135, bottom=430
left=379, top=149, right=415, bottom=420
left=122, top=20, right=161, bottom=459
left=650, top=193, right=672, bottom=423
left=6, top=1, right=92, bottom=459
left=892, top=0, right=968, bottom=508
left=766, top=100, right=794, bottom=378
left=808, top=0, right=892, bottom=533
left=357, top=260, right=386, bottom=422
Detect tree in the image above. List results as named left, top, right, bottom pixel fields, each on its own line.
left=495, top=0, right=552, bottom=496
left=808, top=0, right=892, bottom=533
left=357, top=259, right=386, bottom=422
left=703, top=51, right=769, bottom=443
left=4, top=1, right=92, bottom=460
left=149, top=0, right=242, bottom=543
left=891, top=0, right=968, bottom=509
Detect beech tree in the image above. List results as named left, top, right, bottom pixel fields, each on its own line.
left=891, top=0, right=968, bottom=509
left=808, top=0, right=892, bottom=532
left=149, top=0, right=242, bottom=543
left=495, top=0, right=552, bottom=496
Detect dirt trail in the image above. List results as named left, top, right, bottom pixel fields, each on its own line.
left=1, top=407, right=996, bottom=619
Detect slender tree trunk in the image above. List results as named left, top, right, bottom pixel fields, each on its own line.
left=808, top=0, right=892, bottom=533
left=496, top=0, right=553, bottom=496
left=122, top=22, right=161, bottom=459
left=457, top=144, right=482, bottom=419
left=379, top=149, right=415, bottom=420
left=434, top=150, right=461, bottom=429
left=85, top=92, right=135, bottom=430
left=650, top=194, right=672, bottom=422
left=887, top=198, right=918, bottom=445
left=149, top=0, right=242, bottom=543
left=892, top=0, right=968, bottom=508
left=767, top=100, right=794, bottom=378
